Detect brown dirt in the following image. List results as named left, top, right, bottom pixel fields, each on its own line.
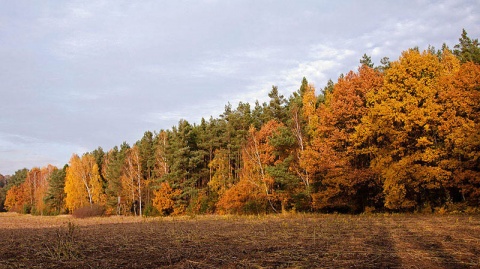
left=0, top=212, right=478, bottom=268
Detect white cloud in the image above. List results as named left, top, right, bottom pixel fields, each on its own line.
left=282, top=59, right=337, bottom=89
left=309, top=44, right=355, bottom=61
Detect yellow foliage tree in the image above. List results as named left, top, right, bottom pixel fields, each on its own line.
left=65, top=154, right=104, bottom=212
left=438, top=59, right=480, bottom=205
left=300, top=84, right=322, bottom=187
left=355, top=49, right=461, bottom=210
left=121, top=145, right=145, bottom=216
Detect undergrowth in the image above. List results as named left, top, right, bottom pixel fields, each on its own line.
left=42, top=221, right=82, bottom=260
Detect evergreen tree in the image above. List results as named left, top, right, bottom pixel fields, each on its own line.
left=376, top=57, right=391, bottom=73
left=266, top=124, right=300, bottom=211
left=454, top=29, right=480, bottom=64
left=165, top=119, right=203, bottom=213
left=321, top=79, right=334, bottom=98
left=266, top=86, right=288, bottom=123
left=139, top=131, right=155, bottom=181
left=104, top=143, right=129, bottom=214
left=360, top=53, right=374, bottom=68
left=138, top=131, right=156, bottom=212
left=91, top=147, right=106, bottom=180
left=44, top=165, right=67, bottom=214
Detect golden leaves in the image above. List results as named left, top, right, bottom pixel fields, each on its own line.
left=65, top=154, right=103, bottom=212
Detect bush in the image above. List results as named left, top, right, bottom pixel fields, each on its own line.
left=43, top=221, right=81, bottom=260
left=142, top=205, right=159, bottom=217
left=72, top=204, right=105, bottom=218
left=22, top=204, right=32, bottom=214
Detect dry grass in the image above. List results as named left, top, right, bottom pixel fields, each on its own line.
left=0, top=212, right=479, bottom=268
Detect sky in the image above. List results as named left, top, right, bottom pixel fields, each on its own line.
left=1, top=0, right=479, bottom=175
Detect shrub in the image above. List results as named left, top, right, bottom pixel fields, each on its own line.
left=142, top=204, right=159, bottom=217
left=72, top=204, right=105, bottom=218
left=43, top=221, right=81, bottom=260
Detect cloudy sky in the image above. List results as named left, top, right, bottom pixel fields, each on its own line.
left=1, top=0, right=479, bottom=175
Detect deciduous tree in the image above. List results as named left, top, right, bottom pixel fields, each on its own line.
left=65, top=154, right=104, bottom=212
left=218, top=120, right=283, bottom=214
left=355, top=49, right=456, bottom=210
left=312, top=65, right=384, bottom=212
left=152, top=182, right=181, bottom=216
left=121, top=145, right=144, bottom=216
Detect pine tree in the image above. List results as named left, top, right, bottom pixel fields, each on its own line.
left=44, top=165, right=67, bottom=214
left=454, top=29, right=480, bottom=64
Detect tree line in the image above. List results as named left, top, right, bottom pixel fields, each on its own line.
left=1, top=29, right=479, bottom=215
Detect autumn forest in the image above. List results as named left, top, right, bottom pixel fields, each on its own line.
left=1, top=30, right=479, bottom=216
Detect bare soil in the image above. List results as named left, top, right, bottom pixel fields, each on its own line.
left=0, top=212, right=479, bottom=268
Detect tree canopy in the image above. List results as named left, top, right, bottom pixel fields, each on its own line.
left=2, top=29, right=479, bottom=215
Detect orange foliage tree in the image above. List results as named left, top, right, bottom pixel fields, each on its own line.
left=4, top=165, right=56, bottom=214
left=354, top=49, right=473, bottom=211
left=217, top=120, right=283, bottom=214
left=152, top=182, right=181, bottom=216
left=28, top=165, right=56, bottom=215
left=311, top=65, right=384, bottom=212
left=438, top=60, right=480, bottom=205
left=4, top=185, right=27, bottom=213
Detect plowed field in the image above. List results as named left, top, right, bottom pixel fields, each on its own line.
left=0, top=213, right=479, bottom=268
